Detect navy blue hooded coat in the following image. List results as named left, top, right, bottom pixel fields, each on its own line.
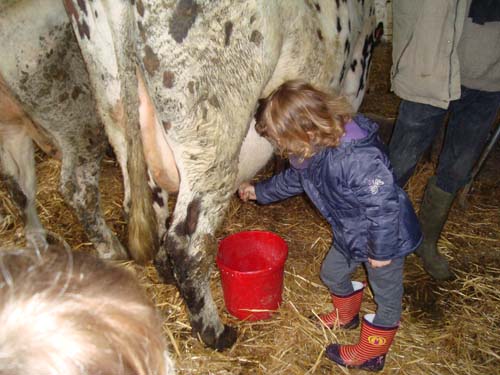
left=255, top=115, right=422, bottom=262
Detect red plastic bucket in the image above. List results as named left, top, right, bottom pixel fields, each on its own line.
left=217, top=231, right=288, bottom=321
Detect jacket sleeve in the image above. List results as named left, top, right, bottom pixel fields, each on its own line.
left=255, top=167, right=304, bottom=204
left=345, top=154, right=400, bottom=260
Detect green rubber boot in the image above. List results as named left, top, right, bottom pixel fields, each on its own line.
left=416, top=177, right=454, bottom=281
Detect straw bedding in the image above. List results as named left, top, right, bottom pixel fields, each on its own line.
left=1, top=43, right=499, bottom=375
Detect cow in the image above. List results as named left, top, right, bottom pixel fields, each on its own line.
left=63, top=0, right=386, bottom=350
left=65, top=0, right=386, bottom=350
left=0, top=0, right=157, bottom=263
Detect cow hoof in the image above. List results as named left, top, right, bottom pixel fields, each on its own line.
left=195, top=324, right=237, bottom=350
left=212, top=325, right=238, bottom=351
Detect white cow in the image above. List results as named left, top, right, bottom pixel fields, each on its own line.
left=0, top=0, right=156, bottom=262
left=65, top=0, right=385, bottom=350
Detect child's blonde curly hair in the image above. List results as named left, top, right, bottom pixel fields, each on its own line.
left=255, top=80, right=354, bottom=159
left=0, top=245, right=175, bottom=375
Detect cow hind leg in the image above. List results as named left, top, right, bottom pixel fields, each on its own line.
left=59, top=146, right=127, bottom=260
left=0, top=125, right=47, bottom=249
left=148, top=171, right=176, bottom=283
left=156, top=191, right=237, bottom=350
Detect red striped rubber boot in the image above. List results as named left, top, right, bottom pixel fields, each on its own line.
left=318, top=281, right=366, bottom=329
left=325, top=314, right=398, bottom=372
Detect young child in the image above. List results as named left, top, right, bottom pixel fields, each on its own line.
left=0, top=245, right=176, bottom=375
left=239, top=80, right=422, bottom=371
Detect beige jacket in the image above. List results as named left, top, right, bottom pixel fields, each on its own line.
left=391, top=0, right=468, bottom=109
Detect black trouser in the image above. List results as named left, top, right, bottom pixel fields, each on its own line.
left=389, top=86, right=500, bottom=193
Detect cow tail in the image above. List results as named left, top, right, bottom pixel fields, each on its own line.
left=126, top=120, right=159, bottom=264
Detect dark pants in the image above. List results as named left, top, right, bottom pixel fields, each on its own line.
left=320, top=247, right=404, bottom=327
left=389, top=86, right=500, bottom=193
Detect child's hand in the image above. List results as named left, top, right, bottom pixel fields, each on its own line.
left=238, top=182, right=256, bottom=202
left=368, top=258, right=392, bottom=268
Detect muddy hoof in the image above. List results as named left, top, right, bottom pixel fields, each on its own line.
left=214, top=325, right=238, bottom=351
left=197, top=324, right=238, bottom=351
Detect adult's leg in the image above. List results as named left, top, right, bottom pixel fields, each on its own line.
left=436, top=87, right=500, bottom=193
left=417, top=87, right=500, bottom=280
left=388, top=100, right=447, bottom=187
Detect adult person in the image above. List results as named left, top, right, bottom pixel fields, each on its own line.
left=389, top=0, right=500, bottom=280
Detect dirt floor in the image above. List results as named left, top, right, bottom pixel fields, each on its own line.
left=1, top=43, right=499, bottom=374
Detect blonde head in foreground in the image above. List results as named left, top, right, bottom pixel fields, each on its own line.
left=0, top=245, right=175, bottom=375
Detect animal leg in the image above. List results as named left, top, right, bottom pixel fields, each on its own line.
left=0, top=125, right=46, bottom=249
left=59, top=147, right=127, bottom=260
left=63, top=0, right=158, bottom=263
left=156, top=189, right=237, bottom=350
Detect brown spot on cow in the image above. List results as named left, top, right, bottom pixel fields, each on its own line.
left=63, top=0, right=90, bottom=39
left=187, top=81, right=195, bottom=94
left=250, top=30, right=263, bottom=46
left=186, top=199, right=201, bottom=235
left=208, top=95, right=220, bottom=109
left=77, top=0, right=87, bottom=15
left=71, top=86, right=82, bottom=100
left=169, top=0, right=199, bottom=44
left=317, top=29, right=323, bottom=41
left=224, top=21, right=233, bottom=47
left=250, top=14, right=256, bottom=24
left=78, top=19, right=90, bottom=40
left=174, top=198, right=201, bottom=237
left=136, top=0, right=145, bottom=17
left=163, top=71, right=175, bottom=88
left=48, top=64, right=67, bottom=82
left=143, top=45, right=160, bottom=76
left=58, top=92, right=69, bottom=102
left=162, top=120, right=172, bottom=131
left=152, top=186, right=164, bottom=207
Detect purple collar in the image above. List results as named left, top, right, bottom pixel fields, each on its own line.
left=341, top=119, right=367, bottom=143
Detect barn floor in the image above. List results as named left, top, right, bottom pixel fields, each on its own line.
left=1, top=43, right=499, bottom=375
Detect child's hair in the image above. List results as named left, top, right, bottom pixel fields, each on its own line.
left=0, top=245, right=175, bottom=375
left=255, top=80, right=354, bottom=159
